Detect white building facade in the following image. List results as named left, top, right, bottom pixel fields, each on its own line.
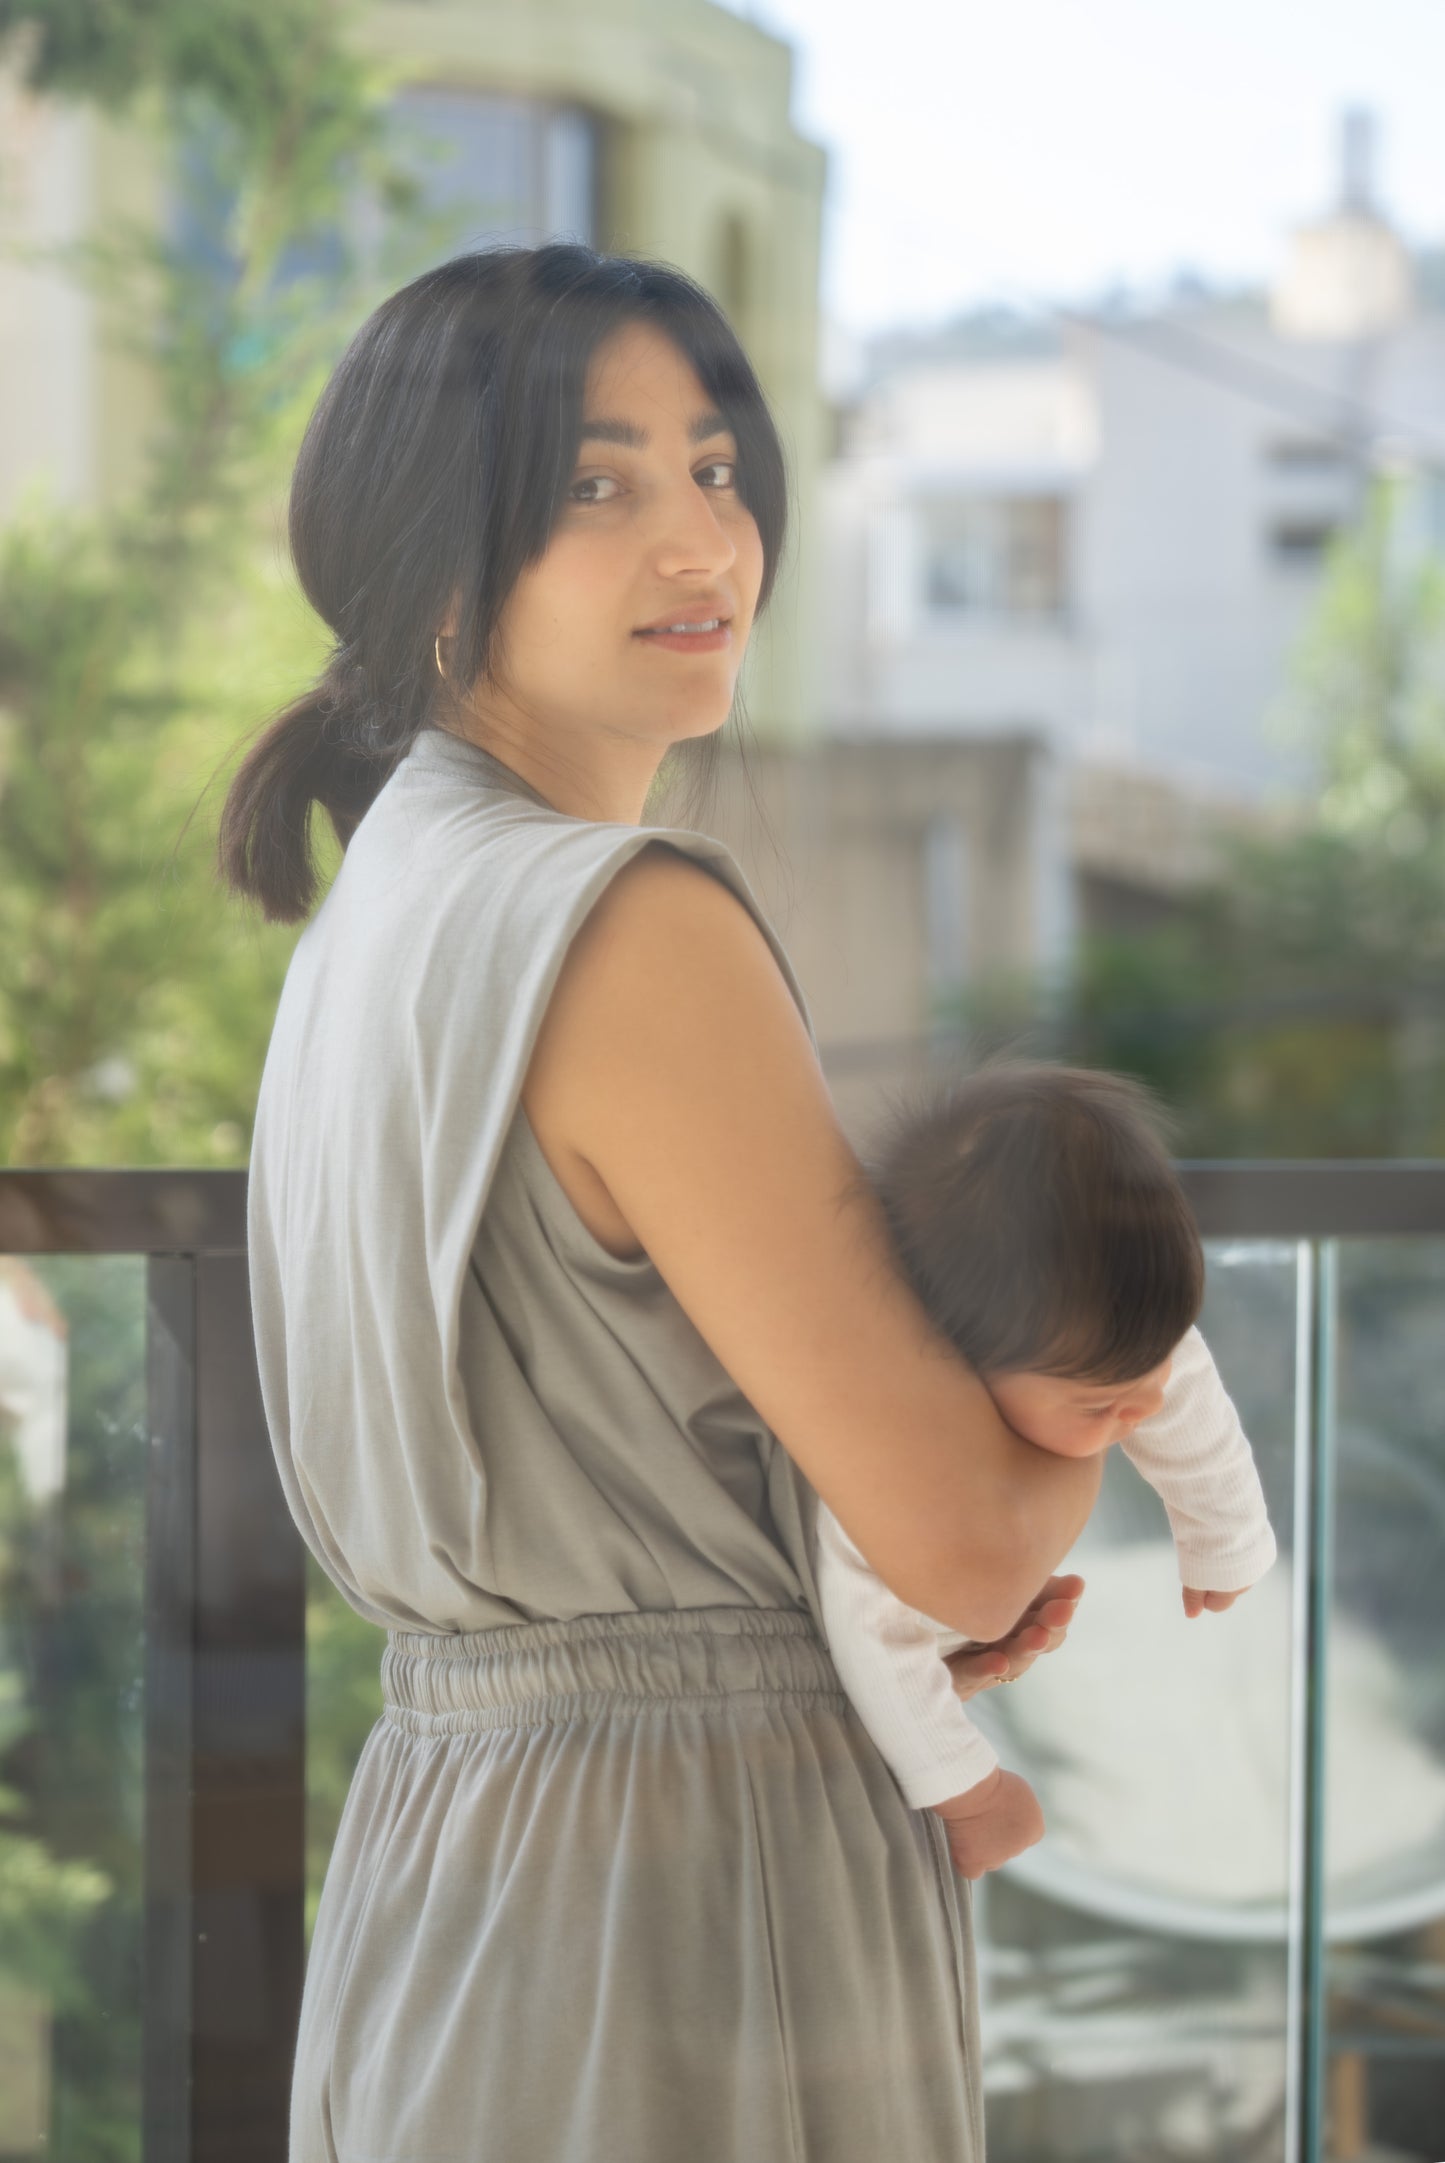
left=817, top=115, right=1445, bottom=967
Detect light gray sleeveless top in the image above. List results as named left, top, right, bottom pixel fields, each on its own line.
left=247, top=724, right=827, bottom=1637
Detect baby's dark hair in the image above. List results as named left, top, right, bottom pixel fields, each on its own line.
left=861, top=1060, right=1204, bottom=1384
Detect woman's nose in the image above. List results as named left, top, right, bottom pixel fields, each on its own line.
left=652, top=481, right=737, bottom=578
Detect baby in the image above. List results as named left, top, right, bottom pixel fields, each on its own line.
left=812, top=1060, right=1278, bottom=1880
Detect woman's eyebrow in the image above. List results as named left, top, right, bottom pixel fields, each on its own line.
left=577, top=409, right=733, bottom=449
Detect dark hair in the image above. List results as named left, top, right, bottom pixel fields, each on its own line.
left=857, top=1060, right=1204, bottom=1384
left=214, top=242, right=790, bottom=924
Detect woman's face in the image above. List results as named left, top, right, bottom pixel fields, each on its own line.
left=455, top=318, right=766, bottom=815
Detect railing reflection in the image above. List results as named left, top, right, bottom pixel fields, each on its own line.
left=0, top=1173, right=302, bottom=2163
left=0, top=1164, right=1442, bottom=2162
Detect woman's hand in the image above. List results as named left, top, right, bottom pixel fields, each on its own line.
left=941, top=1573, right=1084, bottom=1700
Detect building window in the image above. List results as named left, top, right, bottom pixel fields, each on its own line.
left=921, top=495, right=1068, bottom=622
left=1263, top=435, right=1349, bottom=473
left=164, top=89, right=598, bottom=303
left=1268, top=518, right=1341, bottom=567
left=385, top=88, right=597, bottom=260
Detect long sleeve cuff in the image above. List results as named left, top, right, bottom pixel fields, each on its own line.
left=1174, top=1518, right=1279, bottom=1591
left=895, top=1726, right=1001, bottom=1811
left=1121, top=1326, right=1278, bottom=1593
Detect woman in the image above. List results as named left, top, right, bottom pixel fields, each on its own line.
left=220, top=243, right=1096, bottom=2161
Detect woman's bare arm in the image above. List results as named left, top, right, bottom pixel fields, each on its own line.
left=527, top=843, right=1102, bottom=1642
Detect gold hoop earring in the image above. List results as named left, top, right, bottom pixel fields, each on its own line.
left=434, top=632, right=448, bottom=684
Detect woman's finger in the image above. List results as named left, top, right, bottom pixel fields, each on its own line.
left=989, top=1601, right=1078, bottom=1660
left=947, top=1583, right=1081, bottom=1695
left=945, top=1630, right=1046, bottom=1695
left=943, top=1574, right=1086, bottom=1698
left=1018, top=1609, right=1073, bottom=1645
left=943, top=1646, right=1012, bottom=1700
left=1017, top=1586, right=1083, bottom=1632
left=1021, top=1573, right=1085, bottom=1619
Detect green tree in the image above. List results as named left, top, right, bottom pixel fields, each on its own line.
left=0, top=0, right=441, bottom=1165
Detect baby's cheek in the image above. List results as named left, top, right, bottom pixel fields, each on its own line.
left=1049, top=1423, right=1115, bottom=1460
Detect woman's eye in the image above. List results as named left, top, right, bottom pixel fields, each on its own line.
left=695, top=459, right=737, bottom=489
left=568, top=474, right=622, bottom=504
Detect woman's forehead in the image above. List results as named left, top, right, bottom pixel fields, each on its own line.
left=581, top=323, right=721, bottom=432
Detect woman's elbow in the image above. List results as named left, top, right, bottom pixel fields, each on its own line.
left=906, top=1454, right=1104, bottom=1641
left=902, top=1517, right=1039, bottom=1642
left=930, top=1574, right=1038, bottom=1646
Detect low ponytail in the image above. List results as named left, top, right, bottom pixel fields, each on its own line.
left=216, top=647, right=405, bottom=925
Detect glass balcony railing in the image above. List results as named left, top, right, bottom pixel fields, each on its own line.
left=969, top=1190, right=1445, bottom=2163
left=1, top=1163, right=1442, bottom=2162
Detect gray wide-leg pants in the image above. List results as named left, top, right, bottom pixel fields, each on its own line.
left=290, top=1604, right=986, bottom=2162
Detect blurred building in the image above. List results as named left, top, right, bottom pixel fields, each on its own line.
left=0, top=0, right=826, bottom=738
left=683, top=730, right=1061, bottom=1136
left=816, top=108, right=1445, bottom=984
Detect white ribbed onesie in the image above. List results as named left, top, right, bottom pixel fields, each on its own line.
left=813, top=1325, right=1279, bottom=1809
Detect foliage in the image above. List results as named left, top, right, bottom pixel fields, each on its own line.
left=1282, top=471, right=1445, bottom=844
left=0, top=0, right=445, bottom=1165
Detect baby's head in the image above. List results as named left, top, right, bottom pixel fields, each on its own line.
left=862, top=1060, right=1204, bottom=1458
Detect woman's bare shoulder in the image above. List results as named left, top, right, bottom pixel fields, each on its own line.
left=528, top=837, right=812, bottom=1194
left=520, top=842, right=751, bottom=1262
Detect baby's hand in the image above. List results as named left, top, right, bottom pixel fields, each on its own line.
left=928, top=1768, right=1045, bottom=1880
left=1182, top=1585, right=1245, bottom=1618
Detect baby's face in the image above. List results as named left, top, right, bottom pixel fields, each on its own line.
left=984, top=1352, right=1174, bottom=1458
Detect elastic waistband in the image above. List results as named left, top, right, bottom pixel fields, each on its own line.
left=381, top=1603, right=847, bottom=1736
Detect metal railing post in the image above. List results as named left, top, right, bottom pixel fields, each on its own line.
left=1285, top=1238, right=1339, bottom=2163
left=144, top=1256, right=198, bottom=2163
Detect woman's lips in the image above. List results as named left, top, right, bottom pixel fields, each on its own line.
left=633, top=620, right=732, bottom=654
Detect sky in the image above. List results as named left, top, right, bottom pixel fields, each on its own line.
left=719, top=0, right=1445, bottom=336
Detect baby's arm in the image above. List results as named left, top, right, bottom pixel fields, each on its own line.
left=813, top=1502, right=1046, bottom=1875
left=1120, top=1325, right=1278, bottom=1598
left=813, top=1499, right=1001, bottom=1808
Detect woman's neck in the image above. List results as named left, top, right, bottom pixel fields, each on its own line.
left=437, top=712, right=661, bottom=826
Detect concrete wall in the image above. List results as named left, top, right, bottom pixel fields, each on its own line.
left=665, top=732, right=1053, bottom=1143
